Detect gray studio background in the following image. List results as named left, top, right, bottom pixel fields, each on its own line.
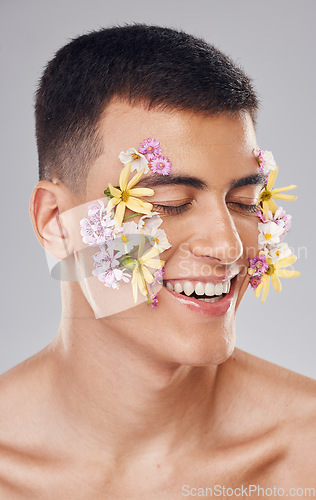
left=1, top=0, right=315, bottom=378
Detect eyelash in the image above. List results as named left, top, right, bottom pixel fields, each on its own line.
left=228, top=202, right=258, bottom=214
left=153, top=202, right=258, bottom=216
left=153, top=203, right=192, bottom=215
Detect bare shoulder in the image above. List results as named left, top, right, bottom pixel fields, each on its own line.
left=230, top=349, right=316, bottom=480
left=0, top=346, right=53, bottom=433
left=233, top=346, right=316, bottom=390
left=232, top=347, right=316, bottom=410
left=0, top=347, right=65, bottom=497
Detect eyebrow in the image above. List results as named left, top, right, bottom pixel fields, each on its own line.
left=229, top=172, right=266, bottom=190
left=137, top=172, right=266, bottom=190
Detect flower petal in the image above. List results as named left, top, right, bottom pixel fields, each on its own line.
left=109, top=183, right=122, bottom=197
left=127, top=168, right=145, bottom=190
left=137, top=269, right=148, bottom=296
left=119, top=163, right=132, bottom=190
left=267, top=166, right=278, bottom=190
left=106, top=196, right=120, bottom=214
left=128, top=187, right=155, bottom=197
left=272, top=185, right=297, bottom=194
left=262, top=200, right=270, bottom=215
left=272, top=194, right=298, bottom=201
left=267, top=199, right=279, bottom=214
left=277, top=269, right=300, bottom=278
left=261, top=275, right=270, bottom=303
left=114, top=202, right=126, bottom=226
left=137, top=233, right=146, bottom=259
left=141, top=246, right=161, bottom=261
left=275, top=254, right=297, bottom=268
left=271, top=273, right=282, bottom=292
left=143, top=258, right=165, bottom=269
left=141, top=265, right=154, bottom=284
left=254, top=280, right=264, bottom=298
left=126, top=197, right=153, bottom=214
left=131, top=269, right=138, bottom=302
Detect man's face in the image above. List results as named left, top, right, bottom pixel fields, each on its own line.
left=71, top=102, right=262, bottom=366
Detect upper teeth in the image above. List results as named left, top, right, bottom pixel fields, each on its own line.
left=165, top=280, right=231, bottom=296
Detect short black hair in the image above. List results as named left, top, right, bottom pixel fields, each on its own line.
left=35, top=24, right=259, bottom=194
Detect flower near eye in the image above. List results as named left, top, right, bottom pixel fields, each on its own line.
left=106, top=162, right=154, bottom=226
left=139, top=138, right=162, bottom=161
left=138, top=214, right=172, bottom=252
left=79, top=137, right=173, bottom=312
left=119, top=148, right=150, bottom=173
left=150, top=156, right=172, bottom=176
left=253, top=148, right=277, bottom=175
left=259, top=166, right=297, bottom=216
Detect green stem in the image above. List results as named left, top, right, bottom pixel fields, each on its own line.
left=123, top=212, right=142, bottom=221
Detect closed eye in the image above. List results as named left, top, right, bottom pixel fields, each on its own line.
left=227, top=202, right=258, bottom=214
left=152, top=202, right=192, bottom=215
left=153, top=201, right=258, bottom=216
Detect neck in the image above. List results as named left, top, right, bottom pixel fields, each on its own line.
left=49, top=282, right=229, bottom=461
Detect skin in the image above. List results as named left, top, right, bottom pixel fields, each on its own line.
left=0, top=102, right=315, bottom=499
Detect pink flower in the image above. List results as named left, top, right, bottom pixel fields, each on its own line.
left=253, top=148, right=277, bottom=175
left=250, top=276, right=262, bottom=289
left=139, top=138, right=162, bottom=160
left=152, top=267, right=165, bottom=286
left=146, top=293, right=159, bottom=309
left=150, top=156, right=172, bottom=176
left=256, top=209, right=267, bottom=222
left=257, top=206, right=292, bottom=239
left=248, top=254, right=269, bottom=276
left=271, top=206, right=292, bottom=235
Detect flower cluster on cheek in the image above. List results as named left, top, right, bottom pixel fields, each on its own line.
left=248, top=149, right=300, bottom=302
left=80, top=139, right=172, bottom=308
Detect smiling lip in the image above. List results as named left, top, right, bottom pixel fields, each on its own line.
left=162, top=276, right=237, bottom=317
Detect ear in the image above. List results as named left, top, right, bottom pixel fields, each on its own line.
left=30, top=180, right=75, bottom=260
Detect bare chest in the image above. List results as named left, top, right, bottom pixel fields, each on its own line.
left=0, top=442, right=302, bottom=500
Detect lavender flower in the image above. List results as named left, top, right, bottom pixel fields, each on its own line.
left=92, top=245, right=130, bottom=289
left=80, top=200, right=122, bottom=247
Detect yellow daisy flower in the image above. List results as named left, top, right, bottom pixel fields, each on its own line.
left=259, top=166, right=297, bottom=215
left=131, top=235, right=165, bottom=303
left=255, top=253, right=300, bottom=303
left=106, top=162, right=155, bottom=226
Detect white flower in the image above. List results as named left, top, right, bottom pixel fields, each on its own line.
left=119, top=148, right=149, bottom=173
left=139, top=214, right=172, bottom=252
left=261, top=150, right=277, bottom=174
left=258, top=221, right=284, bottom=248
left=254, top=148, right=277, bottom=175
left=138, top=212, right=162, bottom=231
left=148, top=228, right=172, bottom=253
left=267, top=242, right=293, bottom=264
left=112, top=220, right=139, bottom=253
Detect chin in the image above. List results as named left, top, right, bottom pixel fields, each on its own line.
left=149, top=314, right=237, bottom=367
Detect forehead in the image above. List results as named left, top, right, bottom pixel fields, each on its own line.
left=85, top=101, right=258, bottom=198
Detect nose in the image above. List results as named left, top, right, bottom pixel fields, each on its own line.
left=188, top=200, right=243, bottom=265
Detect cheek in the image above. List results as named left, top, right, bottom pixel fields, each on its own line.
left=235, top=216, right=259, bottom=260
